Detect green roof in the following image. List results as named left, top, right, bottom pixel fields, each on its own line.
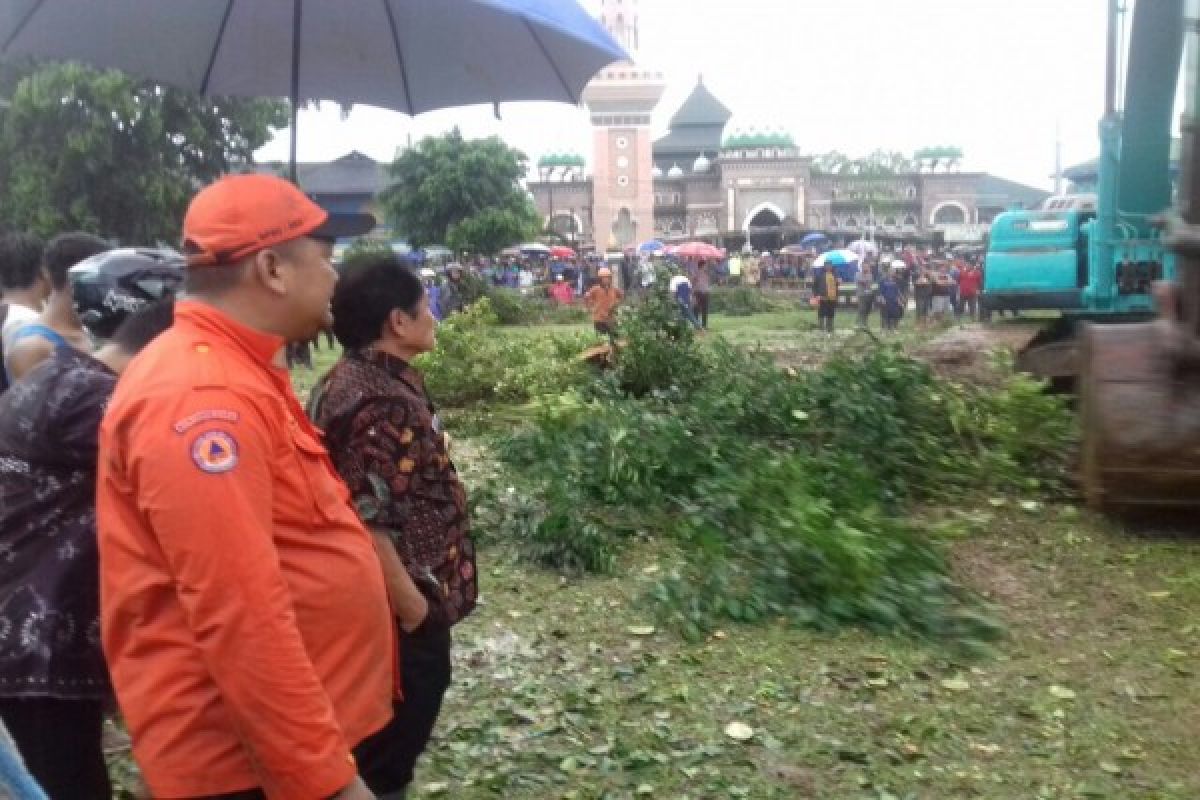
left=722, top=131, right=795, bottom=150
left=537, top=153, right=586, bottom=169
left=668, top=78, right=732, bottom=129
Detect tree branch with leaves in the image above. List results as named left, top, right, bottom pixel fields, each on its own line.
left=380, top=129, right=541, bottom=255
left=0, top=62, right=286, bottom=243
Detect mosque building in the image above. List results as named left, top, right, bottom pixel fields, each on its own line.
left=527, top=0, right=1049, bottom=253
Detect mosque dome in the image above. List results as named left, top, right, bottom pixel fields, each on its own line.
left=721, top=126, right=796, bottom=151
left=692, top=153, right=711, bottom=173
left=537, top=152, right=587, bottom=169
left=667, top=163, right=684, bottom=178
left=651, top=164, right=663, bottom=178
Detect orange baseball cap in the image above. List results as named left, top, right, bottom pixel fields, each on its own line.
left=182, top=173, right=375, bottom=268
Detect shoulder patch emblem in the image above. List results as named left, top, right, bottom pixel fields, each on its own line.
left=191, top=430, right=239, bottom=474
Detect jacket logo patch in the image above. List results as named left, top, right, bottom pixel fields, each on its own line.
left=174, top=409, right=241, bottom=434
left=191, top=431, right=239, bottom=474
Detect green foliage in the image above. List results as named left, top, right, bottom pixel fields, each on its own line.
left=446, top=206, right=541, bottom=257
left=481, top=287, right=588, bottom=326
left=914, top=145, right=965, bottom=172
left=340, top=238, right=395, bottom=262
left=810, top=149, right=917, bottom=177
left=0, top=63, right=286, bottom=243
left=380, top=128, right=539, bottom=253
left=477, top=318, right=1076, bottom=648
left=417, top=298, right=590, bottom=406
left=611, top=280, right=708, bottom=397
left=707, top=286, right=782, bottom=316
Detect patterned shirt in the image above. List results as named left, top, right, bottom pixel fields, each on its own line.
left=309, top=350, right=478, bottom=628
left=0, top=348, right=114, bottom=699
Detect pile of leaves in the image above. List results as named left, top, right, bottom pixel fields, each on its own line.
left=472, top=282, right=1076, bottom=649
left=417, top=298, right=591, bottom=406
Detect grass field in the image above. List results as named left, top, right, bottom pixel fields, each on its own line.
left=415, top=508, right=1199, bottom=799
left=116, top=310, right=1200, bottom=799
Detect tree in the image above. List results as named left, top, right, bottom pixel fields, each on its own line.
left=811, top=150, right=850, bottom=175
left=379, top=129, right=540, bottom=254
left=0, top=63, right=287, bottom=243
left=811, top=150, right=917, bottom=177
left=914, top=146, right=964, bottom=173
left=444, top=206, right=538, bottom=256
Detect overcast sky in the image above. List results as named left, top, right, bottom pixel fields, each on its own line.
left=256, top=0, right=1177, bottom=190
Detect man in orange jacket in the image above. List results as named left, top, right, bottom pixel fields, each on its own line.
left=97, top=175, right=391, bottom=800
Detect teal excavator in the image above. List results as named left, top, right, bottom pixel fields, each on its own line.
left=979, top=0, right=1200, bottom=512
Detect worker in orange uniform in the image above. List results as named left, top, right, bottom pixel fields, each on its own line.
left=96, top=174, right=390, bottom=800
left=583, top=266, right=624, bottom=336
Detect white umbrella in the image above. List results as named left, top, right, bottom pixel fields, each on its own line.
left=519, top=242, right=551, bottom=254
left=846, top=239, right=879, bottom=258
left=0, top=0, right=626, bottom=179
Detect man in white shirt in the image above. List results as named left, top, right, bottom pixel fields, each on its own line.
left=0, top=234, right=49, bottom=384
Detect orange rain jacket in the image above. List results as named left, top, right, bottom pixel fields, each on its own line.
left=97, top=301, right=394, bottom=799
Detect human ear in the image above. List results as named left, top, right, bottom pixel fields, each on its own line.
left=252, top=249, right=289, bottom=295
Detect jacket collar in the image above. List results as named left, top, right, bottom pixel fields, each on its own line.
left=173, top=300, right=286, bottom=370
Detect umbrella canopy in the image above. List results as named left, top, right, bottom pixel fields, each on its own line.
left=638, top=239, right=666, bottom=255
left=519, top=242, right=551, bottom=255
left=675, top=242, right=723, bottom=260
left=549, top=245, right=575, bottom=259
left=0, top=0, right=626, bottom=179
left=800, top=232, right=829, bottom=246
left=812, top=249, right=861, bottom=267
left=846, top=239, right=879, bottom=257
left=422, top=245, right=453, bottom=259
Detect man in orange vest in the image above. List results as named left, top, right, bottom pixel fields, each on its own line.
left=584, top=266, right=624, bottom=335
left=97, top=175, right=391, bottom=800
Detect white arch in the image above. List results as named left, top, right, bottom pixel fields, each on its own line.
left=929, top=201, right=969, bottom=226
left=742, top=201, right=787, bottom=232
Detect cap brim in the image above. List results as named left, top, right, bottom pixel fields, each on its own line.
left=310, top=211, right=376, bottom=241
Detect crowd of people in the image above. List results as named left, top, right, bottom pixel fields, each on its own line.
left=846, top=250, right=986, bottom=333
left=0, top=174, right=477, bottom=800
left=412, top=243, right=986, bottom=338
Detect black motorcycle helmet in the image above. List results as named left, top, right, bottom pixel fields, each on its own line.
left=69, top=248, right=185, bottom=340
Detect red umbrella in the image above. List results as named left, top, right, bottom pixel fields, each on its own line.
left=550, top=245, right=576, bottom=259
left=675, top=242, right=723, bottom=259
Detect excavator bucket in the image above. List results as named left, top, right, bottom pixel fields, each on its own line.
left=1079, top=321, right=1200, bottom=511
left=1079, top=0, right=1200, bottom=513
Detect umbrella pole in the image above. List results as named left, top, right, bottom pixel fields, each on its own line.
left=288, top=0, right=302, bottom=184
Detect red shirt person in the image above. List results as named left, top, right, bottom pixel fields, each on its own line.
left=958, top=263, right=983, bottom=298
left=549, top=275, right=574, bottom=304
left=97, top=175, right=390, bottom=800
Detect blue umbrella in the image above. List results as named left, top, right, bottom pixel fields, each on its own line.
left=800, top=232, right=829, bottom=246
left=638, top=239, right=666, bottom=255
left=0, top=0, right=626, bottom=180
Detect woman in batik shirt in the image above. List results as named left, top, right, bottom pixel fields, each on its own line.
left=309, top=253, right=477, bottom=800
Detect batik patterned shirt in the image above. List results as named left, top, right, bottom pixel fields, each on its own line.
left=309, top=350, right=478, bottom=628
left=0, top=348, right=114, bottom=699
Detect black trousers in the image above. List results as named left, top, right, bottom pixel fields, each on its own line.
left=818, top=298, right=838, bottom=332
left=356, top=623, right=453, bottom=796
left=0, top=696, right=110, bottom=800
left=693, top=291, right=711, bottom=328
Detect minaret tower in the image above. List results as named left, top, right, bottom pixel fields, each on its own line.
left=583, top=0, right=665, bottom=251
